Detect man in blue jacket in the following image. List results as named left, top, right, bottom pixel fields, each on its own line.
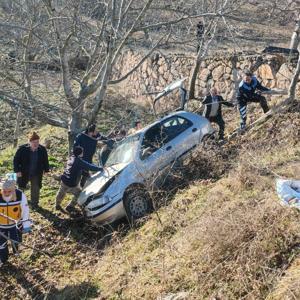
left=55, top=146, right=102, bottom=212
left=237, top=70, right=271, bottom=130
left=74, top=124, right=107, bottom=187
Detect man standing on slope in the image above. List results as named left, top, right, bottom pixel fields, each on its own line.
left=237, top=70, right=271, bottom=130
left=0, top=179, right=31, bottom=267
left=74, top=124, right=107, bottom=187
left=13, top=132, right=49, bottom=208
left=202, top=87, right=234, bottom=140
left=55, top=146, right=103, bottom=213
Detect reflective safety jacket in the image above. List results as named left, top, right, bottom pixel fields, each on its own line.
left=237, top=76, right=269, bottom=102
left=0, top=189, right=30, bottom=229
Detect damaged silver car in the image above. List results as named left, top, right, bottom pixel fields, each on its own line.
left=77, top=79, right=214, bottom=224
left=78, top=111, right=213, bottom=224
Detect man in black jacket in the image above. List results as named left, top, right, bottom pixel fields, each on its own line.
left=202, top=87, right=234, bottom=140
left=13, top=132, right=49, bottom=208
left=55, top=146, right=102, bottom=212
left=237, top=70, right=271, bottom=130
left=74, top=124, right=107, bottom=187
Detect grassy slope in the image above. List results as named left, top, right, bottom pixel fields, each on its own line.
left=0, top=94, right=153, bottom=299
left=0, top=101, right=298, bottom=299
left=0, top=97, right=299, bottom=299
left=92, top=102, right=300, bottom=299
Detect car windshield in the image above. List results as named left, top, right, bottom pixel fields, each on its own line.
left=105, top=134, right=140, bottom=167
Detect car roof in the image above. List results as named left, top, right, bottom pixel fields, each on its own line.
left=128, top=111, right=201, bottom=137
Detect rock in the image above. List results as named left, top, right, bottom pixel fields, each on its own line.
left=200, top=61, right=207, bottom=68
left=212, top=65, right=225, bottom=81
left=215, top=81, right=227, bottom=93
left=225, top=66, right=232, bottom=74
left=208, top=63, right=216, bottom=71
left=142, top=62, right=148, bottom=73
left=257, top=64, right=275, bottom=80
left=227, top=89, right=236, bottom=100
left=199, top=68, right=210, bottom=81
left=276, top=63, right=294, bottom=81
left=158, top=64, right=167, bottom=75
left=200, top=81, right=207, bottom=88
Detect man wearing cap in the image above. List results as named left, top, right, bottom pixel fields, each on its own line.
left=74, top=124, right=108, bottom=187
left=0, top=179, right=31, bottom=266
left=55, top=146, right=103, bottom=213
left=13, top=132, right=49, bottom=208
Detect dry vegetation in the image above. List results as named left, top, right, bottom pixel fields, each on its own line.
left=90, top=103, right=300, bottom=299
left=0, top=99, right=298, bottom=299
left=0, top=1, right=300, bottom=298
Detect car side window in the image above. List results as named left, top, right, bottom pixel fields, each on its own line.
left=140, top=124, right=167, bottom=160
left=162, top=116, right=193, bottom=143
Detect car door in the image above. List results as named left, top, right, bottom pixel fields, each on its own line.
left=135, top=123, right=176, bottom=188
left=161, top=115, right=198, bottom=161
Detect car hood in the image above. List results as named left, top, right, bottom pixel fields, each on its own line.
left=77, top=163, right=128, bottom=206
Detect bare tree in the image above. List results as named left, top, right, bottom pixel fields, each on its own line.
left=0, top=0, right=226, bottom=148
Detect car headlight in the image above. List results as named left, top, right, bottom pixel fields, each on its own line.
left=87, top=195, right=111, bottom=211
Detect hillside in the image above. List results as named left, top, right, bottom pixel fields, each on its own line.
left=0, top=95, right=299, bottom=299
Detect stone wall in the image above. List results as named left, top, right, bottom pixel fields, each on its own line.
left=114, top=50, right=297, bottom=106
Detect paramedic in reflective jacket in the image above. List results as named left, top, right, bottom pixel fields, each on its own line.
left=0, top=179, right=31, bottom=267
left=237, top=70, right=271, bottom=130
left=202, top=87, right=234, bottom=140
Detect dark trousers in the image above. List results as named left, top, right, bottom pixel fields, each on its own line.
left=80, top=171, right=90, bottom=188
left=100, top=146, right=112, bottom=166
left=238, top=94, right=269, bottom=128
left=30, top=175, right=41, bottom=206
left=0, top=227, right=21, bottom=263
left=18, top=174, right=42, bottom=207
left=208, top=115, right=225, bottom=139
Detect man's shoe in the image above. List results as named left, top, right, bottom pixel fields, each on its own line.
left=65, top=205, right=76, bottom=213
left=55, top=204, right=63, bottom=211
left=31, top=203, right=39, bottom=210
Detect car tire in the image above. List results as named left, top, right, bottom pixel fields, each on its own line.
left=123, top=187, right=153, bottom=223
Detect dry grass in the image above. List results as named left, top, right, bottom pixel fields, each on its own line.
left=0, top=95, right=299, bottom=299
left=93, top=108, right=300, bottom=299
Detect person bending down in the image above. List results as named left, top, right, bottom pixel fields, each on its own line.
left=55, top=146, right=103, bottom=213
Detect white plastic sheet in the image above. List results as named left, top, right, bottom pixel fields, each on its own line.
left=276, top=179, right=300, bottom=209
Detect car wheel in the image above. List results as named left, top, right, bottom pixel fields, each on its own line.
left=124, top=187, right=153, bottom=222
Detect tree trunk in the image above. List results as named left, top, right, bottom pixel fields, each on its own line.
left=68, top=111, right=83, bottom=154
left=189, top=57, right=202, bottom=100
left=290, top=17, right=300, bottom=50
left=288, top=47, right=300, bottom=102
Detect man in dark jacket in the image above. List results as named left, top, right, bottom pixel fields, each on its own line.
left=74, top=124, right=107, bottom=187
left=237, top=70, right=271, bottom=130
left=55, top=146, right=102, bottom=212
left=13, top=132, right=49, bottom=208
left=202, top=87, right=234, bottom=140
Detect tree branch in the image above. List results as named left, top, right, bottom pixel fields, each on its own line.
left=108, top=33, right=168, bottom=85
